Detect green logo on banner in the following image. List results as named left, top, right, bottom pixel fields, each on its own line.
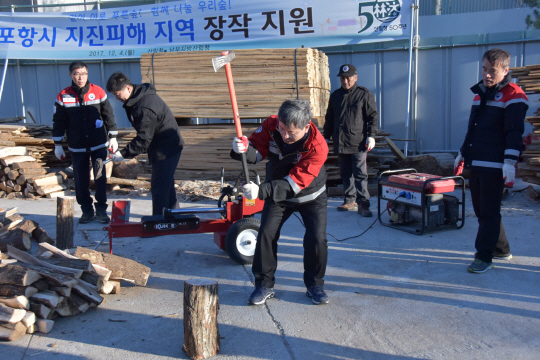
left=358, top=0, right=401, bottom=34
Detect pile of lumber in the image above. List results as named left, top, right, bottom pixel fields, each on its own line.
left=0, top=236, right=150, bottom=341
left=511, top=65, right=540, bottom=185
left=0, top=207, right=54, bottom=244
left=0, top=146, right=70, bottom=199
left=140, top=48, right=330, bottom=119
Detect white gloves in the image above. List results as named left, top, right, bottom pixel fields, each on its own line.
left=366, top=137, right=375, bottom=151
left=454, top=153, right=464, bottom=176
left=54, top=145, right=66, bottom=160
left=232, top=136, right=248, bottom=154
left=109, top=138, right=118, bottom=153
left=242, top=182, right=259, bottom=200
left=111, top=151, right=124, bottom=162
left=502, top=159, right=516, bottom=187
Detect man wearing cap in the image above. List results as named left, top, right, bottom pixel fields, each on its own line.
left=323, top=64, right=378, bottom=217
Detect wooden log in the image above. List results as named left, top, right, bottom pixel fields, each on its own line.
left=35, top=318, right=54, bottom=334
left=108, top=280, right=121, bottom=294
left=0, top=207, right=17, bottom=222
left=0, top=264, right=42, bottom=286
left=0, top=215, right=24, bottom=235
left=26, top=323, right=35, bottom=334
left=0, top=229, right=32, bottom=252
left=11, top=162, right=43, bottom=170
left=55, top=297, right=71, bottom=317
left=7, top=246, right=82, bottom=278
left=6, top=170, right=19, bottom=180
left=0, top=303, right=26, bottom=323
left=41, top=258, right=92, bottom=272
left=73, top=247, right=151, bottom=286
left=18, top=167, right=47, bottom=176
left=56, top=197, right=74, bottom=249
left=28, top=173, right=62, bottom=187
left=21, top=311, right=35, bottom=328
left=32, top=226, right=55, bottom=245
left=17, top=220, right=39, bottom=235
left=0, top=295, right=29, bottom=310
left=67, top=293, right=90, bottom=314
left=0, top=322, right=26, bottom=341
left=51, top=286, right=71, bottom=298
left=0, top=285, right=38, bottom=299
left=80, top=272, right=103, bottom=290
left=182, top=279, right=220, bottom=360
left=36, top=184, right=67, bottom=196
left=98, top=280, right=114, bottom=295
left=14, top=263, right=78, bottom=288
left=0, top=155, right=36, bottom=167
left=107, top=177, right=151, bottom=188
left=31, top=290, right=60, bottom=308
left=72, top=280, right=104, bottom=305
left=0, top=146, right=27, bottom=158
left=30, top=303, right=52, bottom=319
left=32, top=280, right=49, bottom=292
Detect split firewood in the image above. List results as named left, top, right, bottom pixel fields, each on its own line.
left=0, top=229, right=32, bottom=252
left=7, top=246, right=83, bottom=278
left=99, top=281, right=115, bottom=295
left=0, top=322, right=26, bottom=341
left=32, top=280, right=49, bottom=292
left=0, top=264, right=42, bottom=286
left=32, top=226, right=54, bottom=245
left=74, top=247, right=151, bottom=286
left=0, top=303, right=26, bottom=323
left=80, top=272, right=103, bottom=291
left=0, top=146, right=27, bottom=158
left=21, top=311, right=35, bottom=328
left=30, top=290, right=60, bottom=308
left=0, top=284, right=38, bottom=298
left=30, top=303, right=52, bottom=319
left=35, top=318, right=54, bottom=334
left=36, top=184, right=67, bottom=196
left=17, top=220, right=39, bottom=236
left=0, top=295, right=29, bottom=310
left=0, top=259, right=17, bottom=265
left=39, top=251, right=53, bottom=259
left=27, top=173, right=62, bottom=187
left=26, top=323, right=35, bottom=334
left=41, top=257, right=92, bottom=272
left=54, top=298, right=71, bottom=317
left=0, top=215, right=24, bottom=235
left=67, top=293, right=90, bottom=314
left=72, top=280, right=104, bottom=305
left=15, top=263, right=78, bottom=288
left=51, top=287, right=71, bottom=297
left=11, top=162, right=42, bottom=170
left=0, top=155, right=36, bottom=167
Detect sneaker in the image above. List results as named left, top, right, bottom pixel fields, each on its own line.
left=248, top=287, right=275, bottom=305
left=492, top=251, right=512, bottom=260
left=357, top=203, right=373, bottom=217
left=337, top=202, right=358, bottom=212
left=467, top=259, right=494, bottom=274
left=78, top=212, right=95, bottom=224
left=306, top=286, right=329, bottom=305
left=95, top=210, right=110, bottom=224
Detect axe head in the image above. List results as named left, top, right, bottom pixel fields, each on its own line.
left=212, top=51, right=235, bottom=72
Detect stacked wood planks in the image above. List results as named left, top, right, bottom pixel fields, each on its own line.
left=140, top=48, right=330, bottom=119
left=511, top=65, right=540, bottom=185
left=0, top=212, right=150, bottom=340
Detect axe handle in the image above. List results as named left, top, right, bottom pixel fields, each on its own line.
left=223, top=57, right=250, bottom=184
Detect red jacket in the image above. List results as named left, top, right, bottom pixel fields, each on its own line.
left=238, top=115, right=328, bottom=203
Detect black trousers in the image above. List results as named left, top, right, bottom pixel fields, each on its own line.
left=150, top=151, right=181, bottom=216
left=71, top=147, right=108, bottom=214
left=338, top=152, right=370, bottom=206
left=469, top=169, right=510, bottom=263
left=253, top=192, right=328, bottom=289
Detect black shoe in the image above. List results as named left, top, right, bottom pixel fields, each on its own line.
left=306, top=286, right=329, bottom=305
left=79, top=212, right=95, bottom=224
left=357, top=203, right=373, bottom=217
left=95, top=210, right=110, bottom=224
left=248, top=287, right=275, bottom=305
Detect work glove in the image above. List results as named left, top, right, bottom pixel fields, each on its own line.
left=454, top=153, right=464, bottom=176
left=109, top=138, right=118, bottom=153
left=366, top=137, right=375, bottom=151
left=502, top=159, right=516, bottom=187
left=242, top=181, right=259, bottom=200
left=111, top=151, right=124, bottom=162
left=232, top=136, right=248, bottom=154
left=54, top=145, right=66, bottom=161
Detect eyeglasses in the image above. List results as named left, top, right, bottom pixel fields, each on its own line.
left=277, top=125, right=304, bottom=138
left=72, top=72, right=88, bottom=77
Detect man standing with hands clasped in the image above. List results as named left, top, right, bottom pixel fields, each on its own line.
left=323, top=64, right=378, bottom=217
left=52, top=61, right=118, bottom=224
left=231, top=99, right=330, bottom=306
left=454, top=49, right=528, bottom=273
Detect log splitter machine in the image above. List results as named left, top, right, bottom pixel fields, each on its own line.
left=103, top=51, right=264, bottom=265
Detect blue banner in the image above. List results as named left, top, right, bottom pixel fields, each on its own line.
left=0, top=0, right=411, bottom=60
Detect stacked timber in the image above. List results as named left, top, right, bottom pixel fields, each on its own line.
left=0, top=240, right=150, bottom=341
left=0, top=147, right=70, bottom=199
left=511, top=65, right=540, bottom=185
left=140, top=48, right=330, bottom=119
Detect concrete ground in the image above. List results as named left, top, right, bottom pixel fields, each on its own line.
left=2, top=179, right=540, bottom=360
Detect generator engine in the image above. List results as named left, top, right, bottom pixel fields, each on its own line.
left=388, top=194, right=460, bottom=227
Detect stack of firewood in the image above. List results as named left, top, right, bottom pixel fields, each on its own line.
left=0, top=146, right=70, bottom=199
left=510, top=65, right=540, bottom=185
left=0, top=210, right=151, bottom=341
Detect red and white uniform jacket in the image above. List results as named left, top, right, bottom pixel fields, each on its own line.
left=232, top=115, right=328, bottom=203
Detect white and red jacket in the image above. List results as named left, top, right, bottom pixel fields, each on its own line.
left=460, top=74, right=528, bottom=171
left=52, top=82, right=117, bottom=153
left=232, top=115, right=328, bottom=203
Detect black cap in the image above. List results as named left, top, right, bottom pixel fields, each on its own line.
left=337, top=64, right=357, bottom=77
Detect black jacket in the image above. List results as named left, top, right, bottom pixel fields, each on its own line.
left=460, top=74, right=528, bottom=171
left=323, top=84, right=378, bottom=154
left=120, top=84, right=184, bottom=163
left=52, top=82, right=117, bottom=152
